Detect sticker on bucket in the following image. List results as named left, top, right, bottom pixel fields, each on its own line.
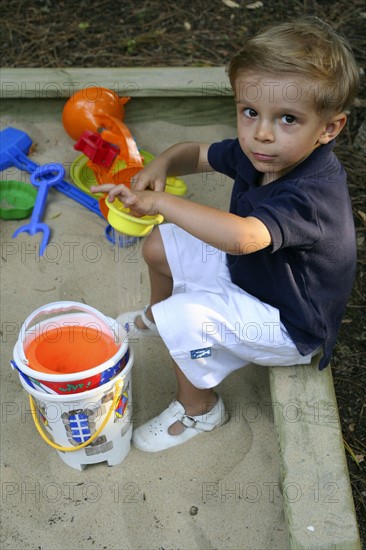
left=67, top=411, right=93, bottom=443
left=12, top=352, right=129, bottom=395
left=60, top=379, right=131, bottom=446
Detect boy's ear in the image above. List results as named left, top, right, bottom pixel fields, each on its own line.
left=318, top=113, right=347, bottom=144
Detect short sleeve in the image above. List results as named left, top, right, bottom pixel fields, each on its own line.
left=251, top=184, right=322, bottom=251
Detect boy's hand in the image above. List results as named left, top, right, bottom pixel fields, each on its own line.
left=91, top=184, right=161, bottom=218
left=130, top=160, right=167, bottom=192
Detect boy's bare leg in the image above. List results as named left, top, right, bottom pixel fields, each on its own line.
left=133, top=227, right=218, bottom=433
left=168, top=362, right=217, bottom=435
left=134, top=227, right=173, bottom=329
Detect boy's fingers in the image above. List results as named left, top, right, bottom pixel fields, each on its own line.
left=90, top=184, right=131, bottom=202
left=132, top=178, right=153, bottom=191
left=151, top=179, right=166, bottom=192
left=130, top=175, right=143, bottom=190
left=131, top=175, right=166, bottom=192
left=90, top=184, right=115, bottom=194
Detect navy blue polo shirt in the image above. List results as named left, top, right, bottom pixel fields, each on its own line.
left=208, top=139, right=356, bottom=370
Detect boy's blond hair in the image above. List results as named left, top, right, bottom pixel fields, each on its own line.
left=227, top=17, right=359, bottom=116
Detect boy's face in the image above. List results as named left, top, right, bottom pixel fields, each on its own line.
left=234, top=72, right=342, bottom=184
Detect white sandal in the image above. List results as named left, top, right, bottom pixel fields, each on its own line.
left=132, top=396, right=229, bottom=452
left=117, top=305, right=159, bottom=339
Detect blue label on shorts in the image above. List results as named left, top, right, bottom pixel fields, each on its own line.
left=190, top=347, right=212, bottom=359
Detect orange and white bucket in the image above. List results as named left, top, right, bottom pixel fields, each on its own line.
left=12, top=301, right=133, bottom=470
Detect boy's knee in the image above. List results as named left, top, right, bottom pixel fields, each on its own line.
left=142, top=227, right=165, bottom=267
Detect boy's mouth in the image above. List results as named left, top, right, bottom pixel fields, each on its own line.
left=252, top=152, right=276, bottom=161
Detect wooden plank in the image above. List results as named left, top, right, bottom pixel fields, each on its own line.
left=125, top=97, right=236, bottom=126
left=0, top=67, right=232, bottom=99
left=269, top=356, right=361, bottom=549
left=0, top=97, right=237, bottom=128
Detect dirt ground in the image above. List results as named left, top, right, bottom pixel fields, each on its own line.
left=1, top=0, right=365, bottom=546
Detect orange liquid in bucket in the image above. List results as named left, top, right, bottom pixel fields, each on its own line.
left=25, top=325, right=119, bottom=375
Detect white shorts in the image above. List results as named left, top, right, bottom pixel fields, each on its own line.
left=152, top=224, right=315, bottom=389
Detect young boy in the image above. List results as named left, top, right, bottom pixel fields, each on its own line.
left=93, top=17, right=359, bottom=452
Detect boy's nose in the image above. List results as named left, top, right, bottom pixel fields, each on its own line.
left=254, top=121, right=275, bottom=142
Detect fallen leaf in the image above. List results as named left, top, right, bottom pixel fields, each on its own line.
left=246, top=1, right=263, bottom=8
left=357, top=210, right=366, bottom=225
left=355, top=455, right=364, bottom=463
left=78, top=22, right=90, bottom=30
left=221, top=0, right=240, bottom=8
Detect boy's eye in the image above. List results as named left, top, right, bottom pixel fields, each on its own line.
left=243, top=108, right=258, bottom=118
left=282, top=114, right=296, bottom=124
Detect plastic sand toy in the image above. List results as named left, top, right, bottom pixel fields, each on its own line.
left=74, top=130, right=119, bottom=168
left=11, top=301, right=134, bottom=470
left=12, top=164, right=64, bottom=255
left=0, top=127, right=103, bottom=219
left=0, top=180, right=37, bottom=220
left=71, top=152, right=187, bottom=198
left=104, top=197, right=164, bottom=237
left=62, top=87, right=130, bottom=141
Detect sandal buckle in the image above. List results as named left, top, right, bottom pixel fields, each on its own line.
left=181, top=414, right=197, bottom=429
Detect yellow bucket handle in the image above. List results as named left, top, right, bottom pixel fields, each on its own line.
left=29, top=379, right=124, bottom=452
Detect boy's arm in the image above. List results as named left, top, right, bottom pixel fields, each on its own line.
left=93, top=184, right=271, bottom=255
left=92, top=141, right=271, bottom=255
left=154, top=193, right=271, bottom=255
left=132, top=142, right=214, bottom=191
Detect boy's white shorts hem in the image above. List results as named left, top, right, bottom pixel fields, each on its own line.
left=152, top=224, right=316, bottom=390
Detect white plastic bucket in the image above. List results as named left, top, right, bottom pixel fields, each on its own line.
left=18, top=349, right=134, bottom=470
left=12, top=301, right=134, bottom=470
left=12, top=301, right=129, bottom=394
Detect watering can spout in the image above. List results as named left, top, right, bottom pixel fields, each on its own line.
left=120, top=97, right=130, bottom=107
